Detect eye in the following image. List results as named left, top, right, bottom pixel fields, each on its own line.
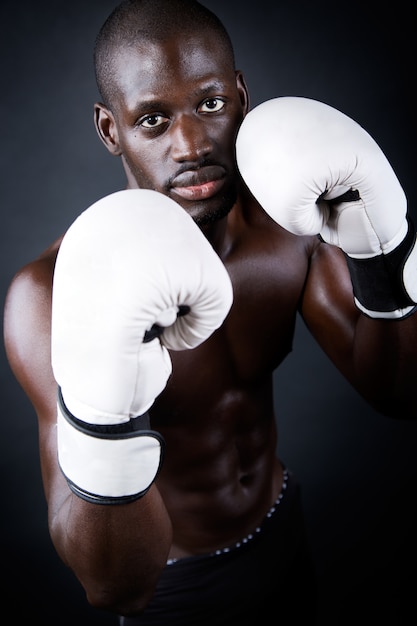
left=140, top=114, right=168, bottom=129
left=200, top=98, right=226, bottom=113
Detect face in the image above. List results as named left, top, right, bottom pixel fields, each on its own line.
left=95, top=33, right=249, bottom=226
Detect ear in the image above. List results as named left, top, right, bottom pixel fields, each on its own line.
left=94, top=102, right=122, bottom=156
left=235, top=71, right=250, bottom=117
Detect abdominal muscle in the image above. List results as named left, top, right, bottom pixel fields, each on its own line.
left=155, top=422, right=283, bottom=561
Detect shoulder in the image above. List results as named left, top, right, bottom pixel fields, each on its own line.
left=5, top=236, right=62, bottom=327
left=233, top=186, right=320, bottom=260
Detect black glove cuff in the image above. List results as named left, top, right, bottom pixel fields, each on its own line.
left=344, top=217, right=417, bottom=319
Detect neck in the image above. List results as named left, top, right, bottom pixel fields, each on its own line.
left=199, top=215, right=230, bottom=257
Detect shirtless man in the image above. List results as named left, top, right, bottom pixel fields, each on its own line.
left=4, top=1, right=417, bottom=624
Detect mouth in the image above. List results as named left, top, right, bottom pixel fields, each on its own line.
left=170, top=165, right=226, bottom=201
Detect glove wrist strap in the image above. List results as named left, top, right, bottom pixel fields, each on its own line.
left=345, top=218, right=417, bottom=319
left=57, top=388, right=165, bottom=505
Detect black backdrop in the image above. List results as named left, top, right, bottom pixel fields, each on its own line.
left=1, top=1, right=415, bottom=624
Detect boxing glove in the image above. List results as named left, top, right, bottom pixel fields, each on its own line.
left=51, top=189, right=233, bottom=504
left=236, top=96, right=417, bottom=319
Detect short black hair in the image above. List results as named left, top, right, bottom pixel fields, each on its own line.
left=94, top=0, right=235, bottom=107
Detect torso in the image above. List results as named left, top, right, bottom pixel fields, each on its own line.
left=4, top=192, right=319, bottom=560
left=150, top=197, right=317, bottom=557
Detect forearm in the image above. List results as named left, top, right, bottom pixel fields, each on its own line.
left=352, top=313, right=417, bottom=418
left=301, top=242, right=417, bottom=418
left=48, top=477, right=172, bottom=616
left=341, top=208, right=417, bottom=415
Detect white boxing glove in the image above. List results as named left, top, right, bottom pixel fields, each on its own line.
left=236, top=96, right=417, bottom=319
left=52, top=189, right=233, bottom=503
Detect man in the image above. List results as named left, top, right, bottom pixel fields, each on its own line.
left=3, top=0, right=417, bottom=624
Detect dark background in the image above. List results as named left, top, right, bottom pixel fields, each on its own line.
left=1, top=1, right=415, bottom=623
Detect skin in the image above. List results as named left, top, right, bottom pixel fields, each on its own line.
left=4, top=28, right=417, bottom=618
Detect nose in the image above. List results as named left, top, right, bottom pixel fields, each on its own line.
left=171, top=114, right=213, bottom=163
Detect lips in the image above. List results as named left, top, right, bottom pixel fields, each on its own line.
left=171, top=165, right=226, bottom=201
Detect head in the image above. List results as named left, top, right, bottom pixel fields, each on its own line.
left=93, top=0, right=249, bottom=226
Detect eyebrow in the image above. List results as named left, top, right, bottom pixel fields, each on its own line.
left=192, top=80, right=227, bottom=97
left=134, top=81, right=228, bottom=113
left=134, top=99, right=169, bottom=114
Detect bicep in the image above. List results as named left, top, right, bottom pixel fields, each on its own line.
left=299, top=241, right=360, bottom=381
left=5, top=267, right=56, bottom=413
left=4, top=264, right=61, bottom=493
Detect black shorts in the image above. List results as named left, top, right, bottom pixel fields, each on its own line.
left=120, top=469, right=317, bottom=626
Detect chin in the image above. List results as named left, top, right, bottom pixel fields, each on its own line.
left=194, top=190, right=237, bottom=227
left=194, top=206, right=230, bottom=227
